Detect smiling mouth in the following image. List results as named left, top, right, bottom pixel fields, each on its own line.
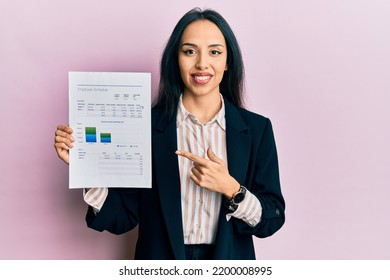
left=191, top=74, right=212, bottom=85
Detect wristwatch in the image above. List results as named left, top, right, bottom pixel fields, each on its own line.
left=229, top=186, right=247, bottom=205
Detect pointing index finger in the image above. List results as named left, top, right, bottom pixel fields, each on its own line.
left=175, top=150, right=208, bottom=165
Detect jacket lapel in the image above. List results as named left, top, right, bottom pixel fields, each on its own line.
left=152, top=108, right=186, bottom=259
left=213, top=98, right=252, bottom=259
left=224, top=99, right=252, bottom=185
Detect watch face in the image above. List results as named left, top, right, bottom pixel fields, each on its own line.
left=233, top=192, right=245, bottom=204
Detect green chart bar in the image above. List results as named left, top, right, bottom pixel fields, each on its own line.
left=100, top=133, right=111, bottom=143
left=85, top=127, right=97, bottom=142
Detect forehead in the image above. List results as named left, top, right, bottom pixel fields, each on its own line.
left=180, top=19, right=226, bottom=45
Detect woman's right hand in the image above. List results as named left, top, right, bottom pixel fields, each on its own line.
left=54, top=125, right=74, bottom=164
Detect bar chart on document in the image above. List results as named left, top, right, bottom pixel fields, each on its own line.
left=68, top=72, right=151, bottom=189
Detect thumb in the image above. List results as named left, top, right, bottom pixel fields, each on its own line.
left=207, top=148, right=223, bottom=164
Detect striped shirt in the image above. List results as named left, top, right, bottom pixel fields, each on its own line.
left=84, top=95, right=262, bottom=244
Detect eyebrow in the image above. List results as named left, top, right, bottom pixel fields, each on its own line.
left=181, top=43, right=225, bottom=48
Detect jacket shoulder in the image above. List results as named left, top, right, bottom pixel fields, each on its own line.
left=230, top=105, right=272, bottom=135
left=224, top=97, right=270, bottom=129
left=236, top=107, right=269, bottom=124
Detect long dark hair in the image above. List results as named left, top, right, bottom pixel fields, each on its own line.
left=153, top=8, right=245, bottom=116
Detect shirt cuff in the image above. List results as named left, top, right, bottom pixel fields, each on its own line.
left=225, top=189, right=262, bottom=227
left=83, top=188, right=109, bottom=214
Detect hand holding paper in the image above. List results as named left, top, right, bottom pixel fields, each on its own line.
left=54, top=125, right=74, bottom=164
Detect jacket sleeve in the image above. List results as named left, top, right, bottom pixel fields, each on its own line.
left=232, top=118, right=286, bottom=238
left=85, top=188, right=140, bottom=235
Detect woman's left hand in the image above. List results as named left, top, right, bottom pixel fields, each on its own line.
left=176, top=148, right=240, bottom=199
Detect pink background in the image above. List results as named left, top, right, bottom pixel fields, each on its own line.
left=1, top=0, right=389, bottom=259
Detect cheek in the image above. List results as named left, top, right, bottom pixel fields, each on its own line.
left=178, top=58, right=189, bottom=77
left=217, top=63, right=227, bottom=77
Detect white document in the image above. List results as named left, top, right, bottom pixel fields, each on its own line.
left=68, top=72, right=151, bottom=189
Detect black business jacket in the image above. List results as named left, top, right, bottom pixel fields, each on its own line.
left=86, top=97, right=285, bottom=259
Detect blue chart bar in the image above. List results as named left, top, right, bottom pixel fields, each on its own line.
left=85, top=127, right=97, bottom=143
left=100, top=133, right=111, bottom=143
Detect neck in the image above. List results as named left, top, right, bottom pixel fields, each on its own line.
left=182, top=92, right=222, bottom=124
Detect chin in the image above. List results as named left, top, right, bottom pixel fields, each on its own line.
left=186, top=86, right=219, bottom=97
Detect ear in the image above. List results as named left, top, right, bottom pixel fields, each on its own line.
left=225, top=64, right=228, bottom=71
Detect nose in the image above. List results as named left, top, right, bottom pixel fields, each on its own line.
left=195, top=52, right=209, bottom=70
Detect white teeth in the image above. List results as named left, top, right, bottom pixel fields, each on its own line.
left=194, top=76, right=210, bottom=81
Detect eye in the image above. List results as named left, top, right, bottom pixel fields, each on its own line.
left=210, top=50, right=223, bottom=56
left=182, top=49, right=197, bottom=55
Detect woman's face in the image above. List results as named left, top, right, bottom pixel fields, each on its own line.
left=178, top=20, right=228, bottom=98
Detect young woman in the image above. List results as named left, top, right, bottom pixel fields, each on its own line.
left=54, top=8, right=285, bottom=260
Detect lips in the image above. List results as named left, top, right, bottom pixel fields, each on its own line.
left=191, top=73, right=213, bottom=85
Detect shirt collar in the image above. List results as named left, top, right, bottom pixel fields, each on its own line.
left=176, top=94, right=226, bottom=130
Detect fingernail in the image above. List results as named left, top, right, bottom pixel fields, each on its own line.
left=175, top=150, right=181, bottom=155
